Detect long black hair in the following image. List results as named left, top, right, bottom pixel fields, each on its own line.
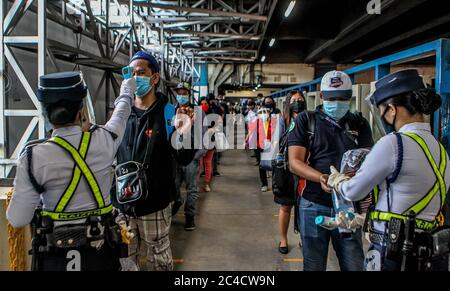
left=381, top=88, right=441, bottom=116
left=284, top=90, right=306, bottom=127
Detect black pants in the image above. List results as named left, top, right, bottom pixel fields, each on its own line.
left=36, top=244, right=121, bottom=271
left=255, top=149, right=268, bottom=187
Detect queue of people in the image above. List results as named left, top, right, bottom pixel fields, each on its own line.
left=4, top=46, right=449, bottom=272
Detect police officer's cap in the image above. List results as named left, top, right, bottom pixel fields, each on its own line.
left=37, top=71, right=87, bottom=104
left=130, top=51, right=160, bottom=73
left=372, top=69, right=425, bottom=106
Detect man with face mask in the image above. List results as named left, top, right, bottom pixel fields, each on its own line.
left=287, top=70, right=374, bottom=271
left=172, top=82, right=207, bottom=230
left=112, top=51, right=195, bottom=271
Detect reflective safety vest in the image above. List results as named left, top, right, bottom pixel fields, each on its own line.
left=40, top=132, right=112, bottom=221
left=369, top=133, right=447, bottom=231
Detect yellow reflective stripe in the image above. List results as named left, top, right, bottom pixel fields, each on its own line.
left=41, top=204, right=113, bottom=221
left=373, top=185, right=379, bottom=204
left=53, top=133, right=90, bottom=212
left=369, top=211, right=438, bottom=231
left=401, top=133, right=446, bottom=215
left=49, top=133, right=105, bottom=209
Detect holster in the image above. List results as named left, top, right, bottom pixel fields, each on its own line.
left=385, top=218, right=405, bottom=261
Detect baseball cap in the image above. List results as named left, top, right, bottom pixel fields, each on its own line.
left=176, top=82, right=191, bottom=91
left=321, top=70, right=353, bottom=100
left=130, top=51, right=160, bottom=73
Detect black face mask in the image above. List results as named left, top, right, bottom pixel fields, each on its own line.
left=289, top=101, right=306, bottom=114
left=264, top=103, right=274, bottom=109
left=381, top=105, right=397, bottom=135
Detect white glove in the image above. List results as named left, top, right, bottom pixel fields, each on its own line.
left=327, top=166, right=351, bottom=194
left=115, top=78, right=136, bottom=107
left=120, top=77, right=136, bottom=98
left=349, top=214, right=365, bottom=230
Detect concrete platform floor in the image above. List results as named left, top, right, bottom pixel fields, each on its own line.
left=170, top=149, right=360, bottom=271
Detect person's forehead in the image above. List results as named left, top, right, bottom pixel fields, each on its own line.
left=176, top=88, right=189, bottom=94
left=327, top=97, right=350, bottom=101
left=291, top=94, right=303, bottom=101
left=130, top=59, right=151, bottom=70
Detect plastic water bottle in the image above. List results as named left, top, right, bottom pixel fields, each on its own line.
left=332, top=190, right=355, bottom=237
left=315, top=216, right=338, bottom=230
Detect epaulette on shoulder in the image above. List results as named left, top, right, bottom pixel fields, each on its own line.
left=89, top=124, right=118, bottom=140
left=19, top=138, right=48, bottom=157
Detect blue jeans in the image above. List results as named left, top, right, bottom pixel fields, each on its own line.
left=298, top=198, right=364, bottom=271
left=175, top=159, right=200, bottom=217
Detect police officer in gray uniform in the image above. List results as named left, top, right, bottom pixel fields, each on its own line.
left=6, top=71, right=135, bottom=271
left=327, top=69, right=450, bottom=271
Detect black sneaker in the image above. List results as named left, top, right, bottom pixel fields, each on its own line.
left=200, top=171, right=205, bottom=177
left=184, top=216, right=196, bottom=231
left=213, top=171, right=221, bottom=176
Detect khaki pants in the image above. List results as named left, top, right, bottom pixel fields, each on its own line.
left=128, top=204, right=173, bottom=271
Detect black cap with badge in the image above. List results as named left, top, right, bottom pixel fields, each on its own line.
left=372, top=69, right=425, bottom=106
left=371, top=69, right=441, bottom=115
left=37, top=71, right=87, bottom=104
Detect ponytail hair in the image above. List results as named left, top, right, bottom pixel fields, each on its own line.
left=44, top=100, right=83, bottom=126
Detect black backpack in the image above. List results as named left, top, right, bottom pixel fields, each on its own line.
left=272, top=111, right=316, bottom=198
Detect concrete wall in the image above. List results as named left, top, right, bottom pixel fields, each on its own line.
left=206, top=63, right=315, bottom=89
left=206, top=63, right=315, bottom=99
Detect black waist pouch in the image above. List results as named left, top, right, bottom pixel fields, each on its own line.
left=115, top=161, right=148, bottom=205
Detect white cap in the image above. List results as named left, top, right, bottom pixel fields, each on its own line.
left=320, top=70, right=353, bottom=100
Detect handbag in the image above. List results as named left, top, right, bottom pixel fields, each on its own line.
left=215, top=132, right=230, bottom=153
left=115, top=161, right=148, bottom=205
left=272, top=112, right=315, bottom=197
left=115, top=133, right=151, bottom=205
left=271, top=131, right=291, bottom=197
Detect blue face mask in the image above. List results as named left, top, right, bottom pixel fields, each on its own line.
left=134, top=75, right=153, bottom=98
left=176, top=95, right=189, bottom=105
left=323, top=101, right=350, bottom=120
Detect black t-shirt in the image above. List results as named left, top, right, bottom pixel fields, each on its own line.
left=287, top=106, right=374, bottom=207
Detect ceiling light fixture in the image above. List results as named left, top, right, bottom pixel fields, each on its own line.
left=284, top=1, right=296, bottom=18
left=269, top=38, right=276, bottom=47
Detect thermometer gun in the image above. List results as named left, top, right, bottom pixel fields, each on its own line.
left=122, top=66, right=132, bottom=80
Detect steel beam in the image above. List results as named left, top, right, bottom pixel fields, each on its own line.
left=0, top=0, right=5, bottom=178
left=305, top=0, right=426, bottom=63
left=130, top=2, right=268, bottom=22
left=343, top=13, right=450, bottom=63
left=165, top=29, right=261, bottom=40
left=437, top=39, right=450, bottom=140
left=84, top=0, right=106, bottom=58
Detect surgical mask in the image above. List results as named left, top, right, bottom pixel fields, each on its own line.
left=134, top=75, right=153, bottom=98
left=201, top=104, right=209, bottom=112
left=176, top=95, right=189, bottom=105
left=381, top=105, right=396, bottom=134
left=323, top=101, right=350, bottom=120
left=289, top=101, right=306, bottom=114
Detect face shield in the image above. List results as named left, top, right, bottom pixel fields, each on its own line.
left=365, top=92, right=389, bottom=136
